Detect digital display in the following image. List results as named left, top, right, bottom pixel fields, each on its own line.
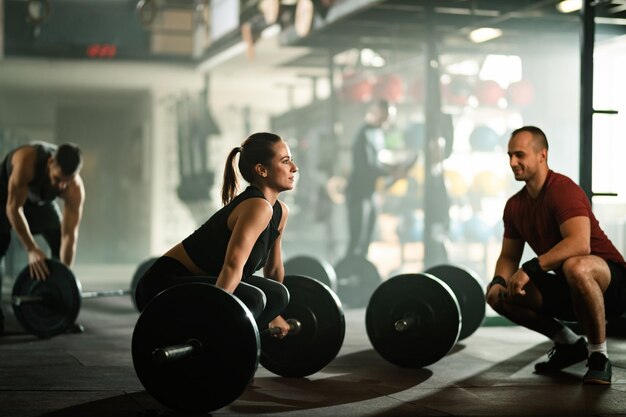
left=86, top=43, right=117, bottom=59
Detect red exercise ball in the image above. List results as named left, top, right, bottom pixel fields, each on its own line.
left=475, top=80, right=505, bottom=106
left=508, top=79, right=535, bottom=107
left=373, top=73, right=405, bottom=103
left=341, top=72, right=374, bottom=103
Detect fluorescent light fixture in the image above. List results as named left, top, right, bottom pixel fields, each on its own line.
left=557, top=0, right=582, bottom=13
left=469, top=27, right=502, bottom=43
left=360, top=48, right=385, bottom=67
left=596, top=17, right=626, bottom=25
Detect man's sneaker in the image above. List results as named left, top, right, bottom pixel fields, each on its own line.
left=583, top=352, right=612, bottom=385
left=534, top=337, right=588, bottom=373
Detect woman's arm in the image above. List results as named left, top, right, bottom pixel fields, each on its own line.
left=216, top=198, right=273, bottom=293
left=263, top=201, right=290, bottom=282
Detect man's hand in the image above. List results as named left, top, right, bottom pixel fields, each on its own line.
left=267, top=315, right=291, bottom=339
left=485, top=279, right=506, bottom=305
left=27, top=247, right=50, bottom=280
left=508, top=268, right=530, bottom=298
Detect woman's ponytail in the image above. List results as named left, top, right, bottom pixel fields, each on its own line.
left=221, top=147, right=241, bottom=205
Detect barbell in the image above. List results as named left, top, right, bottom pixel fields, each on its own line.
left=151, top=318, right=301, bottom=365
left=132, top=274, right=345, bottom=413
left=284, top=255, right=337, bottom=292
left=366, top=264, right=486, bottom=368
left=284, top=253, right=382, bottom=308
left=11, top=256, right=156, bottom=338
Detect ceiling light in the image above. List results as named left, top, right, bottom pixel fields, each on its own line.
left=557, top=0, right=582, bottom=13
left=469, top=28, right=502, bottom=43
left=360, top=48, right=385, bottom=67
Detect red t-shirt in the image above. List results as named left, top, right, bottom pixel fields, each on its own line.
left=503, top=170, right=625, bottom=267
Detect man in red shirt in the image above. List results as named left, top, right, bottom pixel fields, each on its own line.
left=486, top=126, right=626, bottom=385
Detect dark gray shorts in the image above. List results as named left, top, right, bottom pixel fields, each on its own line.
left=530, top=260, right=626, bottom=321
left=0, top=199, right=61, bottom=234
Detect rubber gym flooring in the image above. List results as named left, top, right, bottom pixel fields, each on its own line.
left=1, top=264, right=625, bottom=417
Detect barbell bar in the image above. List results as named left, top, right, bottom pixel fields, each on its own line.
left=366, top=264, right=486, bottom=368
left=10, top=257, right=156, bottom=338
left=151, top=319, right=301, bottom=365
left=132, top=274, right=345, bottom=413
left=284, top=253, right=383, bottom=308
left=12, top=288, right=132, bottom=306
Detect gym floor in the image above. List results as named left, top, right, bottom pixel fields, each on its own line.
left=1, top=264, right=625, bottom=417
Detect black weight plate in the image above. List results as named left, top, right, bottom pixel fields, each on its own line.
left=132, top=283, right=259, bottom=413
left=12, top=259, right=81, bottom=338
left=334, top=254, right=382, bottom=308
left=366, top=273, right=461, bottom=368
left=130, top=256, right=158, bottom=311
left=284, top=255, right=338, bottom=293
left=425, top=264, right=486, bottom=340
left=260, top=274, right=345, bottom=377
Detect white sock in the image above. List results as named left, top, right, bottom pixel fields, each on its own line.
left=552, top=326, right=580, bottom=345
left=588, top=341, right=608, bottom=358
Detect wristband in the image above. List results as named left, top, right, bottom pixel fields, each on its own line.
left=522, top=257, right=543, bottom=276
left=487, top=275, right=507, bottom=292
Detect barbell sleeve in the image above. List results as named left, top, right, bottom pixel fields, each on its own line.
left=394, top=316, right=417, bottom=332
left=12, top=295, right=44, bottom=306
left=152, top=339, right=203, bottom=365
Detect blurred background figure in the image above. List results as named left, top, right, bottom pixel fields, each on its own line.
left=344, top=99, right=416, bottom=260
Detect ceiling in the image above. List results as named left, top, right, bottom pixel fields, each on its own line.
left=2, top=0, right=626, bottom=115
left=273, top=0, right=626, bottom=71
left=279, top=0, right=626, bottom=48
left=5, top=0, right=626, bottom=63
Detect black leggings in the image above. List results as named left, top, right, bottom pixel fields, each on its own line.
left=345, top=193, right=377, bottom=258
left=0, top=199, right=62, bottom=260
left=134, top=256, right=290, bottom=330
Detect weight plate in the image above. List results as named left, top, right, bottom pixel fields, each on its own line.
left=334, top=255, right=382, bottom=308
left=284, top=255, right=337, bottom=293
left=366, top=273, right=461, bottom=368
left=425, top=264, right=486, bottom=340
left=12, top=259, right=81, bottom=338
left=132, top=283, right=259, bottom=413
left=131, top=256, right=158, bottom=311
left=260, top=274, right=345, bottom=377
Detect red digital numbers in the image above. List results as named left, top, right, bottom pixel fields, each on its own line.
left=86, top=44, right=117, bottom=59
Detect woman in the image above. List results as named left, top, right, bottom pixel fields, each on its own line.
left=135, top=132, right=297, bottom=337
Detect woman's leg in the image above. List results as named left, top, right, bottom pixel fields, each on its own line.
left=242, top=275, right=290, bottom=329
left=134, top=257, right=198, bottom=311
left=232, top=282, right=267, bottom=322
left=135, top=257, right=268, bottom=321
